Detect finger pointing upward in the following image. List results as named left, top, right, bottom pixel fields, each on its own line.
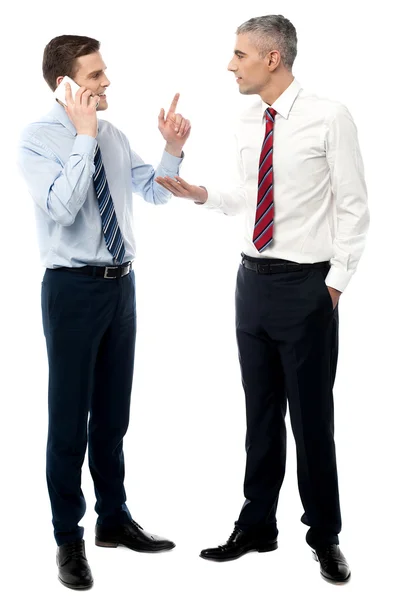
left=167, top=93, right=180, bottom=117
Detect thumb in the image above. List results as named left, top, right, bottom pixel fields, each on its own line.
left=158, top=108, right=165, bottom=126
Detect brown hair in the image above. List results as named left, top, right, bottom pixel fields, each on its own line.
left=42, top=35, right=100, bottom=91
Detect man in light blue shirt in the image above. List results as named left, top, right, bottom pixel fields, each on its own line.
left=17, top=34, right=190, bottom=591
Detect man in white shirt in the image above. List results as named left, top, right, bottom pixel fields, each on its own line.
left=155, top=14, right=369, bottom=584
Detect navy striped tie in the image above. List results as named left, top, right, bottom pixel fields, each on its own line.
left=93, top=144, right=126, bottom=264
left=253, top=107, right=277, bottom=252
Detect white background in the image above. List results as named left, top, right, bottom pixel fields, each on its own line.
left=1, top=0, right=398, bottom=598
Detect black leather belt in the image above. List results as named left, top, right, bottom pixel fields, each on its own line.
left=241, top=253, right=329, bottom=274
left=57, top=261, right=132, bottom=279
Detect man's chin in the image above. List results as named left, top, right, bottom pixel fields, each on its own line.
left=238, top=85, right=255, bottom=96
left=97, top=101, right=108, bottom=112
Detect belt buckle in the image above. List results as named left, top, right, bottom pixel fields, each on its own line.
left=121, top=261, right=131, bottom=277
left=104, top=266, right=118, bottom=279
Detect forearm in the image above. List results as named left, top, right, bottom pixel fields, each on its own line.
left=326, top=206, right=370, bottom=291
left=48, top=136, right=96, bottom=225
left=326, top=171, right=369, bottom=292
left=132, top=149, right=184, bottom=205
left=19, top=134, right=96, bottom=226
left=196, top=185, right=246, bottom=216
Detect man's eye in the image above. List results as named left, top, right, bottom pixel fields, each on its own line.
left=93, top=73, right=101, bottom=78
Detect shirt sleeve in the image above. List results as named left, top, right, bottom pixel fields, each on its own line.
left=324, top=104, right=370, bottom=292
left=130, top=146, right=184, bottom=205
left=17, top=132, right=97, bottom=227
left=196, top=132, right=246, bottom=215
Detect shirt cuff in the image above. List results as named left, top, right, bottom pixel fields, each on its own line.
left=325, top=265, right=353, bottom=292
left=194, top=186, right=222, bottom=208
left=161, top=150, right=184, bottom=173
left=72, top=135, right=97, bottom=160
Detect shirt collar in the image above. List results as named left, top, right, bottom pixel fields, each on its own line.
left=49, top=100, right=78, bottom=136
left=261, top=78, right=302, bottom=121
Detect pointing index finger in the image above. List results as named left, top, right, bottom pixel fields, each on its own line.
left=167, top=93, right=180, bottom=116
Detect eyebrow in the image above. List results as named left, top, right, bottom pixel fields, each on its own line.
left=88, top=67, right=107, bottom=76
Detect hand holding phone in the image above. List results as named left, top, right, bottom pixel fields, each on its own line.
left=54, top=75, right=80, bottom=105
left=54, top=76, right=100, bottom=139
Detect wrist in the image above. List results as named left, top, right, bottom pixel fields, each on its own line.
left=194, top=185, right=208, bottom=204
left=327, top=286, right=342, bottom=295
left=165, top=143, right=183, bottom=157
left=76, top=131, right=97, bottom=138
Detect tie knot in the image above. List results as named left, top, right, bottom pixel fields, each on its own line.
left=265, top=107, right=277, bottom=122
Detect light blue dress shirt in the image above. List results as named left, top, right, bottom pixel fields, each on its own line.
left=17, top=101, right=183, bottom=268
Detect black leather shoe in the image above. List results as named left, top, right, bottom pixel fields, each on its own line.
left=200, top=526, right=278, bottom=562
left=57, top=540, right=93, bottom=590
left=95, top=519, right=175, bottom=552
left=312, top=544, right=351, bottom=583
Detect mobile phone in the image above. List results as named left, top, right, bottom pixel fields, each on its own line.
left=54, top=75, right=81, bottom=106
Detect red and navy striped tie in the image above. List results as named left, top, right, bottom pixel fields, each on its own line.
left=93, top=144, right=126, bottom=264
left=253, top=107, right=277, bottom=252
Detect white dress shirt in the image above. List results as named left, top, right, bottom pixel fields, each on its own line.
left=202, top=78, right=369, bottom=292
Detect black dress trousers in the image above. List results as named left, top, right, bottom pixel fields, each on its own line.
left=41, top=268, right=136, bottom=545
left=235, top=258, right=341, bottom=548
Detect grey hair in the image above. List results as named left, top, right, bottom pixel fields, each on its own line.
left=236, top=15, right=297, bottom=70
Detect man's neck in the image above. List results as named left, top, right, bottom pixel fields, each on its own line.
left=56, top=99, right=66, bottom=110
left=259, top=73, right=295, bottom=106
